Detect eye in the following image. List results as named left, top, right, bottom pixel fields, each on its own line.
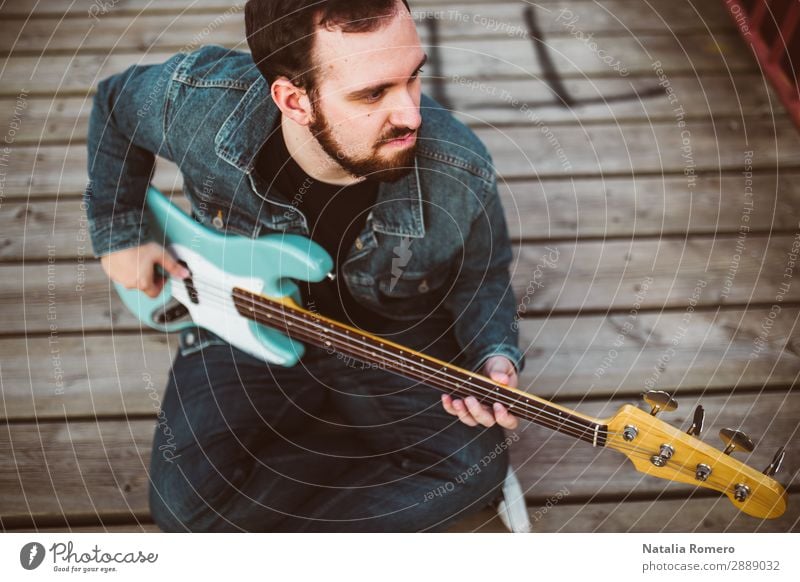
left=412, top=67, right=424, bottom=79
left=365, top=89, right=385, bottom=103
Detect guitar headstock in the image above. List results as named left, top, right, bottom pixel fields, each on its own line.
left=603, top=391, right=787, bottom=519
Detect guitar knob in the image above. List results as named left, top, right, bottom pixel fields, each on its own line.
left=763, top=446, right=786, bottom=477
left=642, top=390, right=678, bottom=416
left=719, top=428, right=755, bottom=455
left=685, top=405, right=705, bottom=436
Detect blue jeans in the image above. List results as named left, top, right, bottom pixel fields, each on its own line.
left=148, top=316, right=509, bottom=532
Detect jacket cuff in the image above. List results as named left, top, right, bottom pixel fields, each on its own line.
left=88, top=209, right=152, bottom=258
left=468, top=343, right=526, bottom=375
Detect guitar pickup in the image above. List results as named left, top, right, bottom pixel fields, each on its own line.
left=153, top=301, right=190, bottom=325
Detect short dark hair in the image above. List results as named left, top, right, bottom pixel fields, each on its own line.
left=245, top=0, right=412, bottom=94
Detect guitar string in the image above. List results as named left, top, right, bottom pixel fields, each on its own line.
left=179, top=281, right=717, bottom=472
left=157, top=276, right=763, bottom=488
left=173, top=275, right=711, bottom=458
left=165, top=275, right=616, bottom=440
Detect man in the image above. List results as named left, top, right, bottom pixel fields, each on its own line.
left=85, top=0, right=526, bottom=531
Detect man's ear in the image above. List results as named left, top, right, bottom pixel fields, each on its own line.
left=271, top=77, right=313, bottom=126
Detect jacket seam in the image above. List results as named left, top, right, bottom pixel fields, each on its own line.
left=416, top=148, right=493, bottom=184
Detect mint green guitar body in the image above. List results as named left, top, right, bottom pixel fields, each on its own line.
left=114, top=186, right=333, bottom=366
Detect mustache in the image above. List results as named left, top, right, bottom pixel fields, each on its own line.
left=379, top=126, right=417, bottom=143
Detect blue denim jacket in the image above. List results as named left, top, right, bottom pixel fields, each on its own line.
left=84, top=45, right=524, bottom=374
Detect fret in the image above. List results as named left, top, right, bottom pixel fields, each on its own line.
left=232, top=288, right=608, bottom=447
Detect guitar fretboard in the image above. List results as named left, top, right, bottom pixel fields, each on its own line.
left=232, top=287, right=608, bottom=447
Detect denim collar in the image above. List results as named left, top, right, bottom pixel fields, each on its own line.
left=213, top=76, right=425, bottom=238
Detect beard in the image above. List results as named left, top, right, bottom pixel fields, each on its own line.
left=308, top=104, right=418, bottom=183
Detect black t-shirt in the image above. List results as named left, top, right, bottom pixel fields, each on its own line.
left=255, top=121, right=391, bottom=332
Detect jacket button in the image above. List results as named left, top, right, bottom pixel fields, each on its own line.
left=212, top=214, right=224, bottom=229
left=355, top=237, right=364, bottom=250
left=418, top=279, right=429, bottom=293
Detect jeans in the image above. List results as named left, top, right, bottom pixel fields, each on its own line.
left=148, top=315, right=510, bottom=532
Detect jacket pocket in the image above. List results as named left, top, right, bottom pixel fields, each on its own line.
left=374, top=262, right=453, bottom=317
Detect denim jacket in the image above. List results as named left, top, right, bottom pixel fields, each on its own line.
left=84, top=45, right=525, bottom=374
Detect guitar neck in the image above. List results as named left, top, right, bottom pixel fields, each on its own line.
left=232, top=287, right=608, bottom=447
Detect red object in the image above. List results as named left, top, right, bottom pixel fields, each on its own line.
left=724, top=0, right=800, bottom=129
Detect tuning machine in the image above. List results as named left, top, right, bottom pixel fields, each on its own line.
left=763, top=446, right=786, bottom=478
left=719, top=428, right=756, bottom=455
left=685, top=405, right=705, bottom=437
left=642, top=390, right=678, bottom=416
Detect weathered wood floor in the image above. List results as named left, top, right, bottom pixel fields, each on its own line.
left=1, top=0, right=798, bottom=532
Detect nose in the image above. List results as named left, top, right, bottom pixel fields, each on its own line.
left=387, top=88, right=422, bottom=131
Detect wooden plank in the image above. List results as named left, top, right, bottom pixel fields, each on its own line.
left=0, top=32, right=758, bottom=97
left=480, top=120, right=800, bottom=179
left=3, top=231, right=799, bottom=333
left=1, top=74, right=780, bottom=146
left=4, top=524, right=162, bottom=532
left=528, top=494, right=800, bottom=532
left=517, top=308, right=800, bottom=397
left=511, top=233, right=800, bottom=313
left=1, top=392, right=795, bottom=529
left=0, top=334, right=177, bottom=421
left=6, top=120, right=799, bottom=199
left=0, top=419, right=153, bottom=527
left=1, top=148, right=181, bottom=199
left=498, top=172, right=800, bottom=240
left=1, top=308, right=798, bottom=421
left=6, top=171, right=800, bottom=260
left=0, top=2, right=736, bottom=55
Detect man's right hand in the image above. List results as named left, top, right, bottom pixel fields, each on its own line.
left=100, top=242, right=190, bottom=298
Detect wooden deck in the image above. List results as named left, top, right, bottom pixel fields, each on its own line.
left=1, top=0, right=799, bottom=532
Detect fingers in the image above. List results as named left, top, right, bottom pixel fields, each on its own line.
left=157, top=252, right=190, bottom=280
left=442, top=394, right=477, bottom=426
left=441, top=394, right=519, bottom=429
left=464, top=396, right=496, bottom=426
left=492, top=402, right=519, bottom=430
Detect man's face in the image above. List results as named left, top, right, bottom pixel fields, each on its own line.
left=307, top=5, right=425, bottom=182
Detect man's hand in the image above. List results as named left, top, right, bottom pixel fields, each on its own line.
left=100, top=242, right=189, bottom=298
left=441, top=355, right=519, bottom=429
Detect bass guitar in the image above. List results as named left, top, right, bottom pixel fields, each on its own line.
left=116, top=185, right=789, bottom=520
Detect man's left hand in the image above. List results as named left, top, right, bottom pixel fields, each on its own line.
left=441, top=355, right=519, bottom=429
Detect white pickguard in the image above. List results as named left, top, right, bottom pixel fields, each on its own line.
left=169, top=244, right=289, bottom=365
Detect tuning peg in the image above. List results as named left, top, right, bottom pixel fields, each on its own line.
left=719, top=428, right=755, bottom=455
left=642, top=390, right=678, bottom=416
left=686, top=405, right=705, bottom=436
left=763, top=446, right=786, bottom=477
